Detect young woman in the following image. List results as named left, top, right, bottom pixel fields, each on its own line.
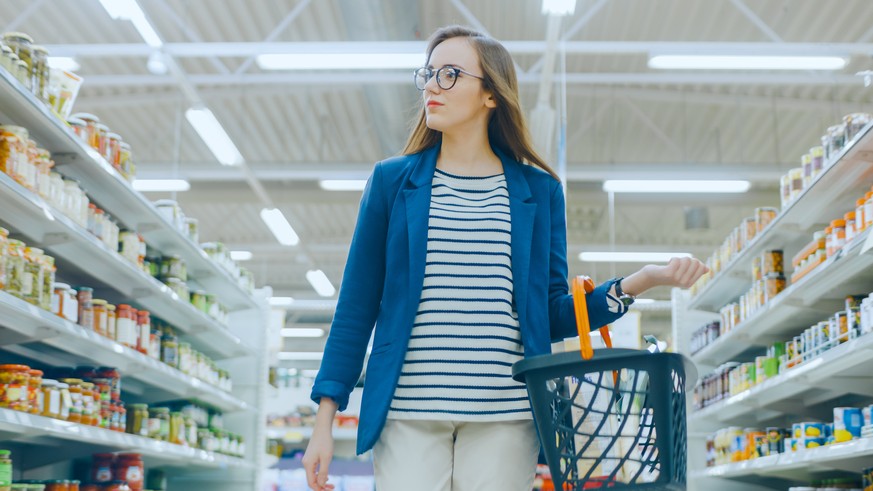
left=302, top=25, right=707, bottom=491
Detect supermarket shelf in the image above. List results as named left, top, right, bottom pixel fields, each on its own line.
left=689, top=120, right=873, bottom=312
left=0, top=290, right=248, bottom=413
left=690, top=227, right=873, bottom=368
left=0, top=171, right=253, bottom=360
left=689, top=331, right=873, bottom=433
left=265, top=426, right=358, bottom=442
left=692, top=437, right=873, bottom=481
left=0, top=68, right=258, bottom=312
left=0, top=407, right=252, bottom=470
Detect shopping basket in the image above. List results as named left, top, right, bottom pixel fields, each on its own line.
left=512, top=276, right=697, bottom=490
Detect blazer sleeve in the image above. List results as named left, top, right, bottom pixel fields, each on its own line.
left=310, top=163, right=388, bottom=411
left=548, top=179, right=626, bottom=341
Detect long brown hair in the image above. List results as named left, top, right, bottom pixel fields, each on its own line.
left=402, top=25, right=559, bottom=180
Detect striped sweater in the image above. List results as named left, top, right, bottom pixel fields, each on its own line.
left=387, top=168, right=532, bottom=421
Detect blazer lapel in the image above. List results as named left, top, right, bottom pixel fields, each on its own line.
left=499, top=152, right=536, bottom=327
left=403, top=146, right=439, bottom=314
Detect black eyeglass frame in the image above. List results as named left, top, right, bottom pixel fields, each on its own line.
left=413, top=65, right=485, bottom=91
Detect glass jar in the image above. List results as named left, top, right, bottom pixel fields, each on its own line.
left=0, top=227, right=8, bottom=291
left=26, top=369, right=41, bottom=414
left=185, top=415, right=197, bottom=447
left=66, top=118, right=87, bottom=141
left=106, top=304, right=116, bottom=340
left=148, top=407, right=170, bottom=441
left=14, top=59, right=29, bottom=88
left=169, top=411, right=184, bottom=445
left=105, top=133, right=121, bottom=168
left=69, top=113, right=100, bottom=150
left=0, top=44, right=12, bottom=72
left=91, top=453, right=114, bottom=483
left=40, top=255, right=55, bottom=312
left=830, top=124, right=847, bottom=157
left=127, top=403, right=148, bottom=437
left=60, top=378, right=83, bottom=423
left=113, top=454, right=143, bottom=491
left=77, top=287, right=93, bottom=330
left=22, top=247, right=45, bottom=306
left=829, top=219, right=846, bottom=256
left=0, top=365, right=30, bottom=411
left=160, top=255, right=186, bottom=282
left=94, top=124, right=109, bottom=158
left=30, top=45, right=49, bottom=101
left=148, top=326, right=162, bottom=359
left=136, top=310, right=150, bottom=355
left=154, top=200, right=181, bottom=229
left=184, top=217, right=199, bottom=244
left=845, top=211, right=857, bottom=243
left=2, top=32, right=33, bottom=83
left=856, top=198, right=867, bottom=234
left=117, top=400, right=126, bottom=433
left=115, top=305, right=136, bottom=348
left=788, top=167, right=803, bottom=202
left=91, top=299, right=108, bottom=336
left=845, top=112, right=872, bottom=141
left=5, top=240, right=24, bottom=298
left=161, top=331, right=179, bottom=368
left=865, top=191, right=873, bottom=230
left=56, top=382, right=70, bottom=421
left=80, top=381, right=96, bottom=426
left=40, top=379, right=60, bottom=419
left=178, top=342, right=192, bottom=375
left=118, top=143, right=132, bottom=180
left=97, top=367, right=121, bottom=402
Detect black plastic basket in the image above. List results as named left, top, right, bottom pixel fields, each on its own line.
left=512, top=348, right=697, bottom=490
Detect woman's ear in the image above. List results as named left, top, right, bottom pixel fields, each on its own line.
left=484, top=91, right=497, bottom=109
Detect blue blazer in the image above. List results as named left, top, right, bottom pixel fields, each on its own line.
left=311, top=145, right=623, bottom=454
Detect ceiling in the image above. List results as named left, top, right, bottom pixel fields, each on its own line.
left=3, top=0, right=873, bottom=360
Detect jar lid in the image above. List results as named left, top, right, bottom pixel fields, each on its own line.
left=95, top=123, right=110, bottom=131
left=31, top=45, right=48, bottom=54
left=66, top=117, right=86, bottom=127
left=59, top=378, right=83, bottom=384
left=119, top=142, right=131, bottom=149
left=0, top=449, right=10, bottom=456
left=106, top=132, right=122, bottom=139
left=69, top=112, right=99, bottom=123
left=830, top=219, right=846, bottom=228
left=858, top=199, right=867, bottom=206
left=27, top=369, right=42, bottom=376
left=78, top=286, right=93, bottom=292
left=41, top=379, right=58, bottom=387
left=154, top=199, right=178, bottom=206
left=3, top=32, right=34, bottom=42
left=56, top=382, right=68, bottom=389
left=80, top=381, right=94, bottom=388
left=130, top=403, right=148, bottom=409
left=106, top=304, right=116, bottom=311
left=0, top=364, right=30, bottom=371
left=825, top=226, right=833, bottom=234
left=91, top=299, right=108, bottom=306
left=845, top=211, right=856, bottom=219
left=151, top=406, right=170, bottom=412
left=0, top=46, right=10, bottom=53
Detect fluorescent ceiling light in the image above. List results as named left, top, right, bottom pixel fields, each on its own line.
left=257, top=53, right=423, bottom=70
left=306, top=269, right=336, bottom=297
left=281, top=328, right=325, bottom=338
left=579, top=252, right=692, bottom=263
left=185, top=107, right=244, bottom=166
left=48, top=57, right=80, bottom=72
left=229, top=250, right=253, bottom=261
left=99, top=0, right=163, bottom=48
left=542, top=0, right=577, bottom=16
left=268, top=296, right=295, bottom=307
left=319, top=179, right=367, bottom=191
left=648, top=55, right=847, bottom=71
left=277, top=352, right=324, bottom=361
left=260, top=208, right=300, bottom=246
left=132, top=179, right=190, bottom=192
left=602, top=180, right=750, bottom=193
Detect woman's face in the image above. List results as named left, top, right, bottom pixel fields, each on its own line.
left=422, top=37, right=496, bottom=133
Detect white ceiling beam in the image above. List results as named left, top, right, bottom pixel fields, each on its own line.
left=619, top=97, right=684, bottom=157
left=3, top=0, right=46, bottom=32
left=137, top=161, right=787, bottom=182
left=235, top=0, right=312, bottom=75
left=77, top=72, right=867, bottom=87
left=152, top=0, right=230, bottom=75
left=729, top=0, right=783, bottom=43
left=528, top=0, right=610, bottom=74
left=42, top=41, right=873, bottom=57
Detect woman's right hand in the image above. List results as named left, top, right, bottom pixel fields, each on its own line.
left=302, top=426, right=335, bottom=490
left=302, top=398, right=339, bottom=491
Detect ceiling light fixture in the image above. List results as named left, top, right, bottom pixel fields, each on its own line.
left=230, top=250, right=253, bottom=261
left=579, top=252, right=692, bottom=263
left=281, top=328, right=325, bottom=338
left=602, top=180, right=750, bottom=193
left=132, top=179, right=190, bottom=192
left=318, top=180, right=367, bottom=191
left=541, top=0, right=577, bottom=16
left=257, top=53, right=423, bottom=70
left=277, top=352, right=324, bottom=361
left=47, top=57, right=80, bottom=72
left=648, top=55, right=847, bottom=71
left=185, top=107, right=245, bottom=166
left=306, top=270, right=336, bottom=297
left=260, top=208, right=300, bottom=246
left=268, top=296, right=295, bottom=307
left=98, top=0, right=163, bottom=48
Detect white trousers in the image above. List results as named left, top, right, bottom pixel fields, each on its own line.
left=372, top=419, right=540, bottom=491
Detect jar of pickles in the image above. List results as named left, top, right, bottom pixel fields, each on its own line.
left=40, top=379, right=60, bottom=419
left=161, top=330, right=178, bottom=368
left=77, top=287, right=93, bottom=330
left=68, top=113, right=99, bottom=149
left=91, top=299, right=108, bottom=336
left=22, top=247, right=44, bottom=306
left=106, top=304, right=116, bottom=340
left=169, top=411, right=184, bottom=445
left=0, top=365, right=30, bottom=411
left=127, top=403, right=148, bottom=437
left=61, top=378, right=83, bottom=423
left=2, top=32, right=33, bottom=88
left=148, top=407, right=170, bottom=441
left=80, top=381, right=96, bottom=426
left=30, top=45, right=49, bottom=101
left=115, top=304, right=136, bottom=349
left=26, top=369, right=41, bottom=414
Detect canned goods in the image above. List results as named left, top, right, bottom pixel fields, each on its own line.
left=796, top=422, right=824, bottom=438
left=764, top=274, right=785, bottom=304
left=766, top=427, right=784, bottom=454
left=835, top=311, right=849, bottom=343
left=833, top=407, right=863, bottom=442
left=755, top=207, right=778, bottom=233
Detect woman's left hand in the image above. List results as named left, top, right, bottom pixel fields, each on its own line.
left=644, top=257, right=709, bottom=289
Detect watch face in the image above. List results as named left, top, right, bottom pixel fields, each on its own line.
left=620, top=295, right=635, bottom=307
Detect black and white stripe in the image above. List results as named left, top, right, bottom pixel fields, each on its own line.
left=388, top=169, right=531, bottom=421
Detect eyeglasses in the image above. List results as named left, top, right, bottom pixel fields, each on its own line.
left=414, top=65, right=484, bottom=91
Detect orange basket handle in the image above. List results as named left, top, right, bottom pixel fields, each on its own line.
left=571, top=276, right=614, bottom=360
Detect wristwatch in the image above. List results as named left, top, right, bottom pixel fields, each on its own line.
left=612, top=277, right=636, bottom=308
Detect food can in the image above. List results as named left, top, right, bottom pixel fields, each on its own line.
left=833, top=407, right=863, bottom=442
left=764, top=274, right=786, bottom=304
left=761, top=250, right=784, bottom=276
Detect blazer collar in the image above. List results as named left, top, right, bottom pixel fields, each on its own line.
left=406, top=143, right=533, bottom=202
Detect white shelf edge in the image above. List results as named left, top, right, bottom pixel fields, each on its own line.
left=0, top=407, right=252, bottom=469
left=0, top=290, right=248, bottom=412
left=266, top=426, right=358, bottom=442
